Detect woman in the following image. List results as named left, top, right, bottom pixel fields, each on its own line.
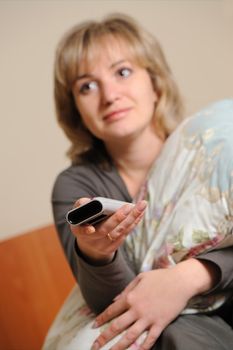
left=44, top=13, right=233, bottom=350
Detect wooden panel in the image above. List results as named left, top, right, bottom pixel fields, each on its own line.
left=0, top=225, right=75, bottom=350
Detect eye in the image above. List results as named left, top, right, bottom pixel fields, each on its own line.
left=118, top=67, right=132, bottom=78
left=79, top=81, right=98, bottom=94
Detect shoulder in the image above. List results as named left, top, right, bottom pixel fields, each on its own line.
left=52, top=163, right=108, bottom=200
left=52, top=163, right=131, bottom=203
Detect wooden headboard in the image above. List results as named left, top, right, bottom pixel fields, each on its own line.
left=0, top=225, right=75, bottom=350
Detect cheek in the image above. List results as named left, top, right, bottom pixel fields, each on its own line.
left=139, top=86, right=157, bottom=110
left=72, top=93, right=100, bottom=134
left=136, top=75, right=157, bottom=106
left=136, top=86, right=157, bottom=122
left=74, top=97, right=92, bottom=123
left=75, top=99, right=102, bottom=137
left=147, top=89, right=157, bottom=106
left=146, top=79, right=158, bottom=104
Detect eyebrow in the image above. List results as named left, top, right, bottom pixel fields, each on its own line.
left=110, top=59, right=127, bottom=68
left=76, top=73, right=92, bottom=81
left=76, top=59, right=128, bottom=81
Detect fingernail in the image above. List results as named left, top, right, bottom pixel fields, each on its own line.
left=91, top=320, right=99, bottom=329
left=91, top=341, right=100, bottom=350
left=137, top=200, right=147, bottom=212
left=113, top=293, right=121, bottom=301
left=85, top=225, right=95, bottom=234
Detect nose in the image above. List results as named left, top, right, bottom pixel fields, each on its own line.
left=100, top=79, right=120, bottom=106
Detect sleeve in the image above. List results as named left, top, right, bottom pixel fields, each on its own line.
left=75, top=244, right=136, bottom=314
left=51, top=165, right=135, bottom=313
left=51, top=167, right=91, bottom=278
left=196, top=247, right=233, bottom=294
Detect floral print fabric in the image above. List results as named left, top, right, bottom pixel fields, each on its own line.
left=126, top=99, right=233, bottom=314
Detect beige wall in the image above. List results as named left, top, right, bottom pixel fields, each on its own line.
left=0, top=0, right=232, bottom=241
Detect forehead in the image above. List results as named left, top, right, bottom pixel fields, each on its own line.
left=78, top=36, right=136, bottom=74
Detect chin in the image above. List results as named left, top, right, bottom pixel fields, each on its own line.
left=108, top=131, right=137, bottom=143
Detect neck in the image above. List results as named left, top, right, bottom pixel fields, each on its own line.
left=106, top=129, right=163, bottom=197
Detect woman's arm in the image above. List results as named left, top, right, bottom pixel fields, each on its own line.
left=91, top=254, right=232, bottom=350
left=53, top=197, right=137, bottom=313
left=52, top=164, right=137, bottom=312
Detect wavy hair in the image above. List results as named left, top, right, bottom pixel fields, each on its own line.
left=54, top=13, right=184, bottom=164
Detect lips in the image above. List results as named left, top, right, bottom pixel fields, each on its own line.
left=103, top=107, right=132, bottom=122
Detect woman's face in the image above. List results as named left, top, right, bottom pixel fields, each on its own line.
left=72, top=39, right=158, bottom=144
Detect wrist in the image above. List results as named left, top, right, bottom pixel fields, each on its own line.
left=75, top=238, right=115, bottom=266
left=174, top=258, right=220, bottom=298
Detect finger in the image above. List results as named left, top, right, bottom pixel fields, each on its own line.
left=103, top=201, right=147, bottom=240
left=73, top=197, right=92, bottom=208
left=116, top=201, right=147, bottom=231
left=95, top=277, right=141, bottom=327
left=89, top=203, right=132, bottom=241
left=117, top=274, right=141, bottom=299
left=113, top=276, right=139, bottom=301
left=140, top=324, right=162, bottom=350
left=70, top=198, right=95, bottom=235
left=82, top=224, right=96, bottom=235
left=92, top=309, right=135, bottom=350
left=110, top=319, right=147, bottom=350
left=71, top=223, right=96, bottom=237
left=95, top=296, right=127, bottom=326
left=99, top=203, right=134, bottom=233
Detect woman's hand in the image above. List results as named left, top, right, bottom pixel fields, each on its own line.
left=70, top=197, right=147, bottom=264
left=91, top=258, right=219, bottom=350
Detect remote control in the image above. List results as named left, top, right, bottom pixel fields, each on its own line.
left=66, top=197, right=133, bottom=226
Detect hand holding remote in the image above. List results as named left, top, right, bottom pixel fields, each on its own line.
left=69, top=197, right=147, bottom=264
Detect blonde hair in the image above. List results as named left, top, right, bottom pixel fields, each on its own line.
left=54, top=13, right=184, bottom=164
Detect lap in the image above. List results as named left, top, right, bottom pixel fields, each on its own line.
left=154, top=313, right=233, bottom=350
left=42, top=285, right=233, bottom=350
left=42, top=285, right=147, bottom=350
